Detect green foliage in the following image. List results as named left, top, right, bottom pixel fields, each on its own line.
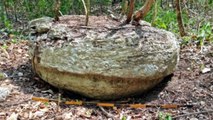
left=181, top=21, right=212, bottom=45
left=44, top=102, right=49, bottom=106
left=0, top=0, right=212, bottom=45
left=158, top=112, right=172, bottom=120
left=144, top=0, right=187, bottom=33
left=1, top=43, right=8, bottom=50
left=11, top=38, right=18, bottom=44
left=2, top=16, right=12, bottom=30
left=198, top=22, right=212, bottom=42
left=152, top=10, right=177, bottom=31
left=121, top=116, right=127, bottom=120
left=0, top=72, right=7, bottom=79
left=141, top=0, right=212, bottom=46
left=195, top=22, right=213, bottom=47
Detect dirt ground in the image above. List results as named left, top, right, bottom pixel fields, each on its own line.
left=0, top=33, right=212, bottom=119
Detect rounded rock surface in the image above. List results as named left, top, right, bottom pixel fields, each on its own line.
left=29, top=15, right=180, bottom=100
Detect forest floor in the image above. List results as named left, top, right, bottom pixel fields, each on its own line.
left=0, top=35, right=212, bottom=119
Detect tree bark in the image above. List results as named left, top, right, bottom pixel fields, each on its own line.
left=85, top=0, right=90, bottom=26
left=175, top=0, right=186, bottom=36
left=132, top=0, right=155, bottom=23
left=151, top=0, right=157, bottom=25
left=126, top=0, right=135, bottom=23
left=54, top=0, right=61, bottom=21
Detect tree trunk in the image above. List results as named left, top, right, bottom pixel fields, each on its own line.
left=81, top=0, right=90, bottom=26
left=85, top=0, right=90, bottom=26
left=54, top=0, right=61, bottom=21
left=121, top=0, right=128, bottom=15
left=132, top=0, right=155, bottom=24
left=151, top=0, right=157, bottom=25
left=126, top=0, right=135, bottom=23
left=175, top=0, right=186, bottom=36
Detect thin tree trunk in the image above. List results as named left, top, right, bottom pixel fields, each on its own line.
left=175, top=0, right=186, bottom=36
left=81, top=0, right=89, bottom=26
left=85, top=0, right=90, bottom=25
left=160, top=0, right=163, bottom=8
left=121, top=0, right=128, bottom=15
left=151, top=0, right=157, bottom=25
left=2, top=0, right=8, bottom=17
left=126, top=0, right=135, bottom=23
left=132, top=0, right=155, bottom=23
left=13, top=0, right=18, bottom=22
left=54, top=0, right=61, bottom=21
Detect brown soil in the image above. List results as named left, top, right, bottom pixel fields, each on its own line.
left=0, top=16, right=212, bottom=119
left=59, top=15, right=121, bottom=27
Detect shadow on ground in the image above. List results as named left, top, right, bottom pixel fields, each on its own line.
left=4, top=61, right=172, bottom=104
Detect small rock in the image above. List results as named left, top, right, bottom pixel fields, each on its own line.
left=0, top=87, right=11, bottom=101
left=28, top=17, right=53, bottom=34
left=126, top=116, right=131, bottom=120
left=41, top=89, right=54, bottom=94
left=0, top=112, right=6, bottom=116
left=201, top=68, right=211, bottom=73
left=23, top=112, right=29, bottom=118
left=4, top=79, right=11, bottom=84
left=35, top=88, right=41, bottom=92
left=18, top=72, right=23, bottom=77
left=200, top=101, right=205, bottom=106
left=210, top=85, right=213, bottom=91
left=33, top=111, right=45, bottom=117
left=63, top=112, right=73, bottom=120
left=6, top=112, right=18, bottom=120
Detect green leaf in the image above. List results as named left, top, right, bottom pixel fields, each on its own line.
left=166, top=113, right=172, bottom=120
left=121, top=116, right=127, bottom=120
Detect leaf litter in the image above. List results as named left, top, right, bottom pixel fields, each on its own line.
left=0, top=38, right=212, bottom=120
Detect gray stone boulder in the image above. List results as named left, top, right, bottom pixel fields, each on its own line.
left=27, top=17, right=54, bottom=34
left=29, top=16, right=179, bottom=100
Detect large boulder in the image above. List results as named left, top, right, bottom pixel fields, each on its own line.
left=28, top=16, right=179, bottom=100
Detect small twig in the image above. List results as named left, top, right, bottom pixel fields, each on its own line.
left=172, top=110, right=213, bottom=119
left=99, top=106, right=117, bottom=120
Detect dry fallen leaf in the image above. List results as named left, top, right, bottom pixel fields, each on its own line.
left=201, top=67, right=211, bottom=73
left=6, top=112, right=18, bottom=120
left=33, top=111, right=46, bottom=117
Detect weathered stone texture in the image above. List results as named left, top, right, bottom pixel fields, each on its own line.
left=28, top=16, right=179, bottom=99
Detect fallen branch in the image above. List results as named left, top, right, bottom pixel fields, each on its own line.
left=32, top=97, right=194, bottom=109
left=172, top=110, right=213, bottom=119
